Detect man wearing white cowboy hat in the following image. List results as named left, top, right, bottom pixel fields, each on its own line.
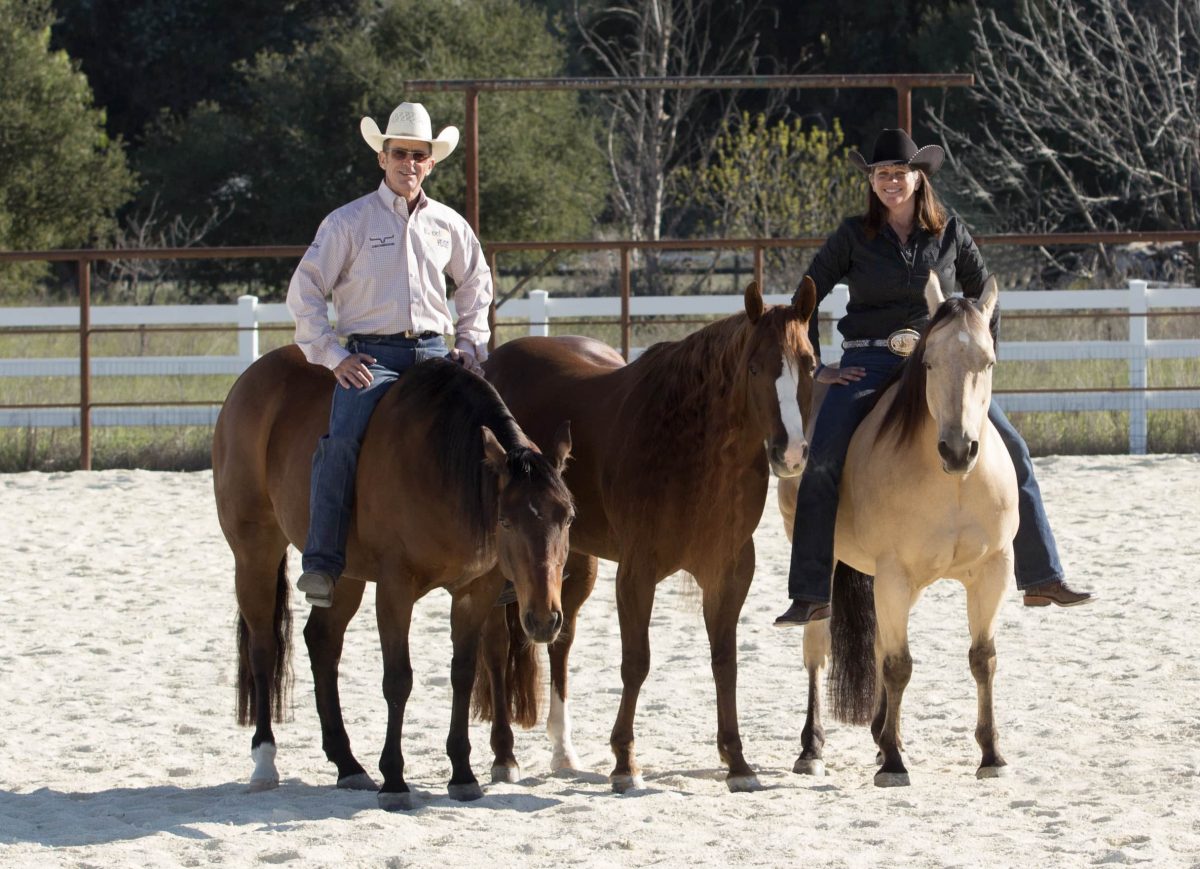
left=286, top=101, right=493, bottom=608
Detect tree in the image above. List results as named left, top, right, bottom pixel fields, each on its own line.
left=0, top=0, right=135, bottom=297
left=132, top=0, right=608, bottom=295
left=926, top=0, right=1200, bottom=282
left=673, top=114, right=863, bottom=291
left=571, top=0, right=783, bottom=244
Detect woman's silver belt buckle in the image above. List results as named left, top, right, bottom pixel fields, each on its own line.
left=886, top=329, right=921, bottom=357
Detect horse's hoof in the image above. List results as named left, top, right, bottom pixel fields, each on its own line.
left=550, top=751, right=581, bottom=772
left=976, top=765, right=1009, bottom=780
left=491, top=764, right=521, bottom=784
left=247, top=776, right=279, bottom=793
left=610, top=773, right=645, bottom=793
left=448, top=781, right=485, bottom=802
left=377, top=790, right=414, bottom=811
left=792, top=758, right=827, bottom=777
left=874, top=771, right=911, bottom=788
left=726, top=774, right=762, bottom=793
left=337, top=772, right=378, bottom=790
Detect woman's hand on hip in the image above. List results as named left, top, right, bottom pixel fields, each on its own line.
left=817, top=364, right=867, bottom=385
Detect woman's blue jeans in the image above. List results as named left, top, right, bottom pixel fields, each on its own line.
left=302, top=334, right=448, bottom=577
left=787, top=346, right=1064, bottom=603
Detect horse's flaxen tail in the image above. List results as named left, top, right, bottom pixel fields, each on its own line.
left=236, top=556, right=293, bottom=726
left=471, top=602, right=543, bottom=728
left=829, top=561, right=877, bottom=725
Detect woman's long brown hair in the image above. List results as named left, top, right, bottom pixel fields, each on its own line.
left=862, top=168, right=948, bottom=237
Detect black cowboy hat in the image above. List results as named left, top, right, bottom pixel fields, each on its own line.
left=848, top=129, right=944, bottom=175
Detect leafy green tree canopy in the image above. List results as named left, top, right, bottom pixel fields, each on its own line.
left=0, top=0, right=134, bottom=254
left=673, top=114, right=862, bottom=288
left=136, top=0, right=607, bottom=277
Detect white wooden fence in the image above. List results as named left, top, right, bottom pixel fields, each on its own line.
left=2, top=281, right=1198, bottom=453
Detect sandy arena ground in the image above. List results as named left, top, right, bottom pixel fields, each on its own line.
left=1, top=454, right=1198, bottom=868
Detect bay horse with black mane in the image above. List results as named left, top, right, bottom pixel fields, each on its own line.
left=780, top=274, right=1017, bottom=786
left=476, top=280, right=818, bottom=792
left=212, top=348, right=573, bottom=809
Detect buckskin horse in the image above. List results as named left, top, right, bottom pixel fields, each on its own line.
left=781, top=274, right=1017, bottom=786
left=212, top=349, right=574, bottom=809
left=475, top=279, right=818, bottom=792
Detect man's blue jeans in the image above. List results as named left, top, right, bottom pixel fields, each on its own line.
left=302, top=334, right=448, bottom=577
left=787, top=346, right=1064, bottom=603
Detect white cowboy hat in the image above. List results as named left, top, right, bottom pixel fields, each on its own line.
left=359, top=102, right=459, bottom=161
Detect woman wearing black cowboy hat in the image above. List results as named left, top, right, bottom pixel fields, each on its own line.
left=775, top=129, right=1093, bottom=627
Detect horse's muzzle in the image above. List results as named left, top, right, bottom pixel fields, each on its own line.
left=769, top=441, right=809, bottom=478
left=521, top=608, right=564, bottom=644
left=938, top=436, right=979, bottom=474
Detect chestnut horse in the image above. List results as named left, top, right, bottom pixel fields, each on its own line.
left=476, top=280, right=818, bottom=792
left=212, top=348, right=574, bottom=810
left=780, top=275, right=1017, bottom=786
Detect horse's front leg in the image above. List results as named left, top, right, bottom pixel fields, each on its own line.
left=873, top=567, right=915, bottom=787
left=547, top=551, right=598, bottom=772
left=374, top=576, right=416, bottom=810
left=303, top=577, right=375, bottom=789
left=478, top=599, right=520, bottom=783
left=609, top=560, right=658, bottom=793
left=445, top=584, right=499, bottom=801
left=794, top=618, right=831, bottom=775
left=966, top=549, right=1011, bottom=779
left=700, top=540, right=759, bottom=792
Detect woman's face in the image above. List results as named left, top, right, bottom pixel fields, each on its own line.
left=870, top=165, right=921, bottom=211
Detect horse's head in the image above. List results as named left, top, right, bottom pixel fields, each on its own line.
left=740, top=278, right=819, bottom=478
left=921, top=273, right=999, bottom=474
left=481, top=421, right=574, bottom=644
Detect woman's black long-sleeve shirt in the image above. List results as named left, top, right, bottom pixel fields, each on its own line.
left=800, top=214, right=995, bottom=357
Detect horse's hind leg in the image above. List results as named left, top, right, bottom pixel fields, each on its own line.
left=303, top=577, right=374, bottom=789
left=374, top=577, right=416, bottom=810
left=547, top=551, right=598, bottom=772
left=701, top=540, right=760, bottom=792
left=794, top=618, right=831, bottom=775
left=233, top=533, right=291, bottom=792
left=966, top=552, right=1010, bottom=779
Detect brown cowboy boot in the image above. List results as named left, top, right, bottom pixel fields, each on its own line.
left=1023, top=579, right=1095, bottom=608
left=773, top=599, right=832, bottom=627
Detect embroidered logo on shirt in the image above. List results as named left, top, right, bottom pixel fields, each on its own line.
left=369, top=234, right=396, bottom=248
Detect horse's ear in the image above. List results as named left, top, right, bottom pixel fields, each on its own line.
left=977, top=275, right=999, bottom=323
left=481, top=426, right=510, bottom=481
left=924, top=272, right=946, bottom=317
left=743, top=281, right=764, bottom=323
left=793, top=275, right=817, bottom=324
left=549, top=420, right=572, bottom=473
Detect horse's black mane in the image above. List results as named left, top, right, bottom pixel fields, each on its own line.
left=875, top=297, right=983, bottom=446
left=387, top=357, right=568, bottom=549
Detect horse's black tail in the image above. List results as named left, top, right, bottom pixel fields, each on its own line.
left=472, top=602, right=542, bottom=728
left=236, top=556, right=294, bottom=726
left=829, top=561, right=877, bottom=725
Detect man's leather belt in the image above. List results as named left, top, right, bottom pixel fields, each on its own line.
left=349, top=330, right=440, bottom=343
left=841, top=328, right=921, bottom=357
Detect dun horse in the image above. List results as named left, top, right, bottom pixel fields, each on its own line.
left=476, top=280, right=818, bottom=792
left=212, top=349, right=574, bottom=809
left=780, top=274, right=1017, bottom=786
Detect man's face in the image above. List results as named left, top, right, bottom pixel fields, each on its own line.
left=378, top=137, right=434, bottom=202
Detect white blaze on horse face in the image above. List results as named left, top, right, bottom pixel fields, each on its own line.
left=775, top=354, right=808, bottom=467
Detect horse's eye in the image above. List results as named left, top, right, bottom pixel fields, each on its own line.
left=499, top=517, right=512, bottom=529
left=566, top=513, right=576, bottom=526
left=749, top=363, right=759, bottom=376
